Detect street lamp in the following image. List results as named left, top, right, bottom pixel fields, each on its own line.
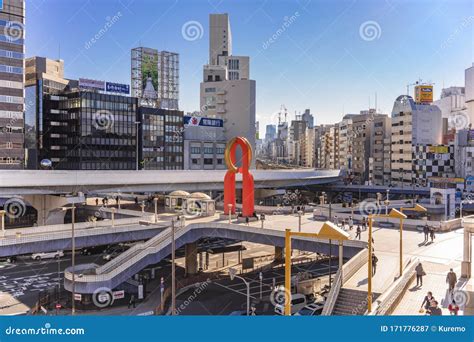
left=297, top=210, right=303, bottom=232
left=110, top=207, right=116, bottom=227
left=399, top=204, right=427, bottom=277
left=62, top=204, right=76, bottom=315
left=385, top=189, right=390, bottom=215
left=154, top=198, right=158, bottom=223
left=227, top=204, right=233, bottom=224
left=229, top=267, right=250, bottom=315
left=367, top=208, right=407, bottom=313
left=171, top=216, right=177, bottom=315
left=284, top=221, right=349, bottom=316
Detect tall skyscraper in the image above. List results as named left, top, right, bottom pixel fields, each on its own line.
left=0, top=0, right=25, bottom=169
left=200, top=14, right=256, bottom=165
left=131, top=47, right=179, bottom=110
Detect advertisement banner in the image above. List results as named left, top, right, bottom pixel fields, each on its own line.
left=106, top=82, right=130, bottom=94
left=414, top=85, right=433, bottom=103
left=79, top=78, right=105, bottom=91
left=184, top=116, right=223, bottom=127
left=428, top=146, right=448, bottom=154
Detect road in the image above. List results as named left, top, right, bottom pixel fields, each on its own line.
left=0, top=252, right=108, bottom=309
left=175, top=258, right=339, bottom=315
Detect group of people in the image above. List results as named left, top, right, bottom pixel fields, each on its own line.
left=422, top=224, right=436, bottom=243
left=333, top=216, right=368, bottom=240
left=416, top=263, right=460, bottom=315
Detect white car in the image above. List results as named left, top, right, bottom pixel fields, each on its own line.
left=274, top=293, right=307, bottom=315
left=294, top=302, right=325, bottom=316
left=31, top=251, right=64, bottom=261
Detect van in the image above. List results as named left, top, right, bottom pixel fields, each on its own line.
left=274, top=293, right=307, bottom=315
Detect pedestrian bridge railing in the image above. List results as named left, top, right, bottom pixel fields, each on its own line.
left=321, top=248, right=368, bottom=315
left=368, top=257, right=418, bottom=315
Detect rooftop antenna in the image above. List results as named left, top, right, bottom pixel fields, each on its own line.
left=375, top=92, right=377, bottom=113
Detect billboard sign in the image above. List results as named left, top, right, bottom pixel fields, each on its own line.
left=415, top=85, right=433, bottom=103
left=106, top=82, right=130, bottom=94
left=79, top=78, right=105, bottom=91
left=428, top=146, right=449, bottom=154
left=184, top=116, right=223, bottom=127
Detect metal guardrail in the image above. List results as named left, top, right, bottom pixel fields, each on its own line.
left=321, top=248, right=368, bottom=315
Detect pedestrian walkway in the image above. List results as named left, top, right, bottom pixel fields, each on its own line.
left=344, top=252, right=399, bottom=293
left=392, top=262, right=462, bottom=315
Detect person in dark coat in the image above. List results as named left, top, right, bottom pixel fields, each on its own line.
left=372, top=254, right=378, bottom=276
left=421, top=291, right=434, bottom=311
left=423, top=224, right=429, bottom=242
left=429, top=227, right=436, bottom=243
left=415, top=262, right=425, bottom=287
left=355, top=225, right=362, bottom=240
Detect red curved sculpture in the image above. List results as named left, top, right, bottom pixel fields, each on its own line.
left=223, top=137, right=254, bottom=217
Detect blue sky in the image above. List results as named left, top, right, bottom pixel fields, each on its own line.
left=27, top=0, right=473, bottom=132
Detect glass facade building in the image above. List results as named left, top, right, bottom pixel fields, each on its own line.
left=0, top=0, right=25, bottom=168
left=43, top=90, right=138, bottom=170
left=138, top=107, right=183, bottom=170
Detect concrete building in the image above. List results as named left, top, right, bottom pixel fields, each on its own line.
left=454, top=129, right=474, bottom=180
left=0, top=0, right=25, bottom=169
left=433, top=86, right=466, bottom=130
left=200, top=14, right=256, bottom=165
left=265, top=124, right=276, bottom=142
left=183, top=115, right=226, bottom=170
left=369, top=115, right=392, bottom=186
left=390, top=95, right=443, bottom=187
left=25, top=57, right=71, bottom=169
left=465, top=64, right=474, bottom=126
left=131, top=47, right=179, bottom=110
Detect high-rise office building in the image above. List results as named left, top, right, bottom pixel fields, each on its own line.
left=43, top=90, right=138, bottom=170
left=0, top=0, right=25, bottom=169
left=131, top=47, right=179, bottom=110
left=25, top=57, right=71, bottom=169
left=200, top=14, right=256, bottom=165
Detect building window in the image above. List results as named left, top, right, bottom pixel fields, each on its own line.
left=204, top=158, right=213, bottom=165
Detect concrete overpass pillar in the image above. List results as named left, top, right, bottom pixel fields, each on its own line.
left=185, top=242, right=198, bottom=276
left=24, top=195, right=70, bottom=226
left=274, top=246, right=284, bottom=262
left=461, top=219, right=473, bottom=279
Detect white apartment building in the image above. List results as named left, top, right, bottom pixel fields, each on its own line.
left=390, top=95, right=443, bottom=187
left=466, top=64, right=474, bottom=126
left=433, top=86, right=466, bottom=130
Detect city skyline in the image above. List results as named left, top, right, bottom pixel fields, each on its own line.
left=27, top=0, right=473, bottom=131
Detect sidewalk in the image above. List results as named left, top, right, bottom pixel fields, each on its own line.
left=392, top=262, right=462, bottom=315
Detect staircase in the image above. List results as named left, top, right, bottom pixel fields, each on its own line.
left=332, top=289, right=380, bottom=315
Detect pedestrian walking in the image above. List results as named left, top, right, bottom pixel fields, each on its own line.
left=420, top=291, right=434, bottom=311
left=355, top=225, right=362, bottom=240
left=423, top=224, right=429, bottom=242
left=429, top=227, right=436, bottom=243
left=95, top=198, right=99, bottom=206
left=372, top=254, right=378, bottom=276
left=334, top=215, right=339, bottom=226
left=245, top=216, right=249, bottom=226
left=427, top=300, right=442, bottom=316
left=415, top=262, right=426, bottom=287
left=446, top=268, right=457, bottom=294
left=128, top=294, right=136, bottom=309
left=448, top=299, right=459, bottom=316
left=348, top=216, right=353, bottom=230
